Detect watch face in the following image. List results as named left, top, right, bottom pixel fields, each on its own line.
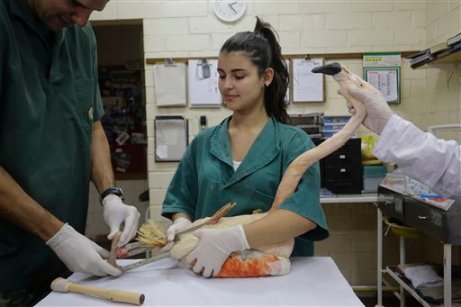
left=213, top=0, right=246, bottom=22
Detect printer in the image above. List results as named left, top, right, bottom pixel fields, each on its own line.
left=289, top=113, right=363, bottom=194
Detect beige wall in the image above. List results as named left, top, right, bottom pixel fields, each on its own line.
left=88, top=0, right=461, bottom=287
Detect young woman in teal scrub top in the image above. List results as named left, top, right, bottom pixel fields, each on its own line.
left=162, top=17, right=329, bottom=278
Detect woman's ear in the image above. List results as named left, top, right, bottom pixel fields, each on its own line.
left=264, top=68, right=274, bottom=86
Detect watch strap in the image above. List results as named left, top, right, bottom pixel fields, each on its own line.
left=100, top=187, right=123, bottom=205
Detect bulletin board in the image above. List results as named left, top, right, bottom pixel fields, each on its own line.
left=363, top=53, right=401, bottom=104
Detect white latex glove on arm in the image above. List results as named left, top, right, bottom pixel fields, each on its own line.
left=166, top=216, right=192, bottom=241
left=185, top=225, right=250, bottom=278
left=46, top=223, right=121, bottom=276
left=341, top=80, right=393, bottom=135
left=158, top=216, right=192, bottom=253
left=102, top=195, right=140, bottom=247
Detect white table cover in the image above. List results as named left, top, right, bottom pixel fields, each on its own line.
left=37, top=257, right=364, bottom=306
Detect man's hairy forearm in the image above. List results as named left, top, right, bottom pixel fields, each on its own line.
left=0, top=166, right=63, bottom=241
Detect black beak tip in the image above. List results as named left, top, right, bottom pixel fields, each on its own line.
left=311, top=62, right=342, bottom=75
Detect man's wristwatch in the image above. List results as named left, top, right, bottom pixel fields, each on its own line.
left=100, top=187, right=123, bottom=205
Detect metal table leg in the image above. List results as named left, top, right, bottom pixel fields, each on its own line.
left=444, top=243, right=452, bottom=307
left=377, top=206, right=384, bottom=307
left=400, top=236, right=406, bottom=307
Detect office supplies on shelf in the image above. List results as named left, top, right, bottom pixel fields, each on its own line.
left=430, top=41, right=450, bottom=56
left=447, top=32, right=461, bottom=46
left=433, top=41, right=461, bottom=62
left=407, top=37, right=461, bottom=68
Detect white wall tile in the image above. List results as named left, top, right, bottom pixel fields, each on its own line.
left=165, top=34, right=210, bottom=51
left=301, top=1, right=348, bottom=14
left=326, top=13, right=371, bottom=30
left=117, top=2, right=162, bottom=19
left=348, top=1, right=394, bottom=12
left=163, top=1, right=207, bottom=18
left=301, top=30, right=348, bottom=48
left=348, top=30, right=394, bottom=47
left=372, top=11, right=413, bottom=29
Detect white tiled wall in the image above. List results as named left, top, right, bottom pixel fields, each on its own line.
left=88, top=0, right=461, bottom=286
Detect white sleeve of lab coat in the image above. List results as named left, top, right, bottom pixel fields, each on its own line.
left=373, top=114, right=461, bottom=198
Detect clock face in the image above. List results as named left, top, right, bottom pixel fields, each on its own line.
left=213, top=0, right=246, bottom=22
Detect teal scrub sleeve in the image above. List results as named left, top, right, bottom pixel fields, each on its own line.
left=162, top=140, right=199, bottom=220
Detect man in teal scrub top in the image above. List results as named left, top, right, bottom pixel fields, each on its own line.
left=0, top=1, right=140, bottom=306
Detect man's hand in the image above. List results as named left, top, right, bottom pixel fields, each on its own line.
left=341, top=84, right=393, bottom=135
left=185, top=225, right=249, bottom=278
left=102, top=195, right=140, bottom=246
left=46, top=223, right=121, bottom=276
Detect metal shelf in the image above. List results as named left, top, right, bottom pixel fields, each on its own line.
left=431, top=51, right=461, bottom=64
left=385, top=266, right=437, bottom=307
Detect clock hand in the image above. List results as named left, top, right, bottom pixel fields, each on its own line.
left=228, top=2, right=238, bottom=13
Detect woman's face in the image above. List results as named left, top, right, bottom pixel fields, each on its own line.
left=217, top=51, right=269, bottom=114
left=27, top=0, right=108, bottom=32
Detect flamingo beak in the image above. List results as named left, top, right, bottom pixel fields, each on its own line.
left=311, top=62, right=342, bottom=75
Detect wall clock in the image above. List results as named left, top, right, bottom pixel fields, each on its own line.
left=213, top=0, right=246, bottom=23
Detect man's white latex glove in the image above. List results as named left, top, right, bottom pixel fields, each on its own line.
left=166, top=217, right=191, bottom=241
left=184, top=225, right=250, bottom=278
left=102, top=195, right=140, bottom=247
left=46, top=223, right=121, bottom=276
left=341, top=83, right=393, bottom=135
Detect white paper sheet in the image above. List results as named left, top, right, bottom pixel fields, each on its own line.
left=154, top=116, right=187, bottom=161
left=153, top=63, right=187, bottom=106
left=292, top=58, right=324, bottom=102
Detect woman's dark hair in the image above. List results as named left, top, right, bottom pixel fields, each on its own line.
left=220, top=17, right=289, bottom=123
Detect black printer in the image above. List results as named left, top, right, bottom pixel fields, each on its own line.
left=313, top=137, right=363, bottom=194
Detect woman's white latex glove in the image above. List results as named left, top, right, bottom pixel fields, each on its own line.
left=184, top=225, right=250, bottom=278
left=46, top=223, right=121, bottom=276
left=341, top=82, right=393, bottom=135
left=166, top=217, right=192, bottom=241
left=102, top=195, right=140, bottom=247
